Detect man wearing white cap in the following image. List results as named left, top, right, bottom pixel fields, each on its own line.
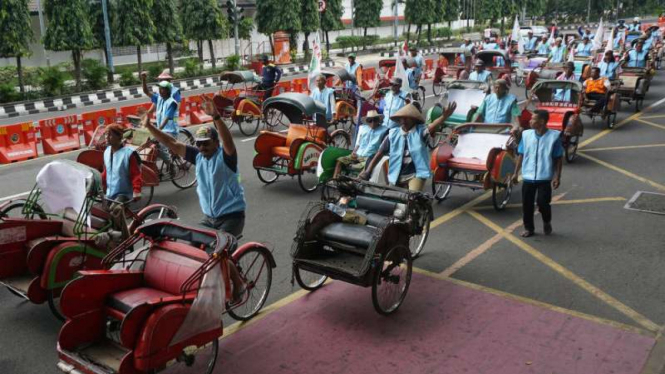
left=473, top=79, right=521, bottom=130
left=629, top=17, right=641, bottom=32
left=576, top=36, right=593, bottom=57
left=548, top=38, right=566, bottom=63
left=469, top=60, right=492, bottom=84
left=377, top=77, right=409, bottom=129
left=145, top=80, right=180, bottom=168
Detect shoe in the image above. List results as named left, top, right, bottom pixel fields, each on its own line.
left=544, top=223, right=553, bottom=235
left=521, top=230, right=534, bottom=238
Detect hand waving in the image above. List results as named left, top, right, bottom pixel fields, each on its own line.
left=442, top=102, right=457, bottom=118
left=201, top=95, right=219, bottom=117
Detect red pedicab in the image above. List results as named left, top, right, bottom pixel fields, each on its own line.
left=432, top=47, right=471, bottom=96
left=0, top=160, right=177, bottom=320
left=430, top=123, right=517, bottom=210
left=472, top=50, right=514, bottom=85
left=56, top=219, right=275, bottom=374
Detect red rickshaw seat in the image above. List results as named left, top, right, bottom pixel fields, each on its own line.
left=267, top=124, right=327, bottom=160
left=108, top=287, right=175, bottom=313
left=448, top=157, right=488, bottom=171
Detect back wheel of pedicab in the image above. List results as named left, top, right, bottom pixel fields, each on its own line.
left=294, top=265, right=328, bottom=291
left=0, top=200, right=47, bottom=219
left=128, top=186, right=155, bottom=212
left=171, top=155, right=197, bottom=189
left=227, top=247, right=273, bottom=321
left=47, top=289, right=64, bottom=321
left=433, top=82, right=444, bottom=97
left=371, top=244, right=412, bottom=315
left=264, top=108, right=289, bottom=131
left=417, top=86, right=427, bottom=107
left=329, top=130, right=352, bottom=149
left=409, top=204, right=432, bottom=258
left=298, top=167, right=320, bottom=192
left=491, top=177, right=513, bottom=211
left=238, top=116, right=261, bottom=136
left=565, top=135, right=580, bottom=163
left=177, top=127, right=195, bottom=146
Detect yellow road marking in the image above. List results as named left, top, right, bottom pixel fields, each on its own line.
left=415, top=268, right=656, bottom=338
left=635, top=118, right=665, bottom=130
left=472, top=197, right=626, bottom=211
left=579, top=112, right=642, bottom=149
left=640, top=114, right=665, bottom=119
left=441, top=193, right=566, bottom=277
left=467, top=210, right=661, bottom=332
left=430, top=190, right=492, bottom=229
left=579, top=152, right=665, bottom=191
left=582, top=144, right=665, bottom=152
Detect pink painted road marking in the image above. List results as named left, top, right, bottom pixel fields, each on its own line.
left=211, top=273, right=654, bottom=374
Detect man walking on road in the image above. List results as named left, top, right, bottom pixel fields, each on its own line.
left=512, top=110, right=563, bottom=238
left=259, top=55, right=282, bottom=100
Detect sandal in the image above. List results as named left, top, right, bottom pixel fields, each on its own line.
left=521, top=230, right=534, bottom=238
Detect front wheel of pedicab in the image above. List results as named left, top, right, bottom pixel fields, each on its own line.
left=294, top=265, right=328, bottom=291
left=47, top=289, right=64, bottom=321
left=409, top=204, right=432, bottom=259
left=227, top=247, right=273, bottom=321
left=565, top=135, right=580, bottom=164
left=257, top=168, right=279, bottom=184
left=238, top=117, right=260, bottom=137
left=433, top=82, right=444, bottom=97
left=329, top=130, right=352, bottom=150
left=298, top=167, right=320, bottom=193
left=372, top=244, right=412, bottom=315
left=128, top=186, right=155, bottom=212
left=491, top=177, right=513, bottom=211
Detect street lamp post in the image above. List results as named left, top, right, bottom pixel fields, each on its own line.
left=393, top=0, right=399, bottom=46
left=102, top=0, right=115, bottom=77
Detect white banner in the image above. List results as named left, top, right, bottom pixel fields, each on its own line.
left=308, top=33, right=323, bottom=91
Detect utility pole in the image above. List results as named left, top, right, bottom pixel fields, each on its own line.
left=393, top=0, right=399, bottom=46
left=35, top=0, right=50, bottom=67
left=102, top=0, right=115, bottom=79
left=587, top=0, right=591, bottom=24
left=350, top=0, right=355, bottom=36
left=226, top=0, right=243, bottom=56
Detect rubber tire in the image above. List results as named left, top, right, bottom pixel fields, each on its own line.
left=128, top=205, right=178, bottom=234
left=417, top=86, right=426, bottom=107
left=47, top=290, right=64, bottom=322
left=227, top=247, right=273, bottom=321
left=565, top=135, right=579, bottom=164
left=177, top=128, right=195, bottom=146
left=329, top=130, right=351, bottom=149
left=433, top=83, right=444, bottom=97
left=171, top=156, right=197, bottom=190
left=294, top=266, right=328, bottom=291
left=256, top=169, right=279, bottom=184
left=128, top=186, right=154, bottom=212
left=606, top=113, right=616, bottom=129
left=0, top=200, right=47, bottom=219
left=239, top=117, right=260, bottom=136
left=298, top=167, right=319, bottom=193
left=371, top=245, right=412, bottom=315
left=491, top=180, right=512, bottom=211
left=410, top=205, right=432, bottom=258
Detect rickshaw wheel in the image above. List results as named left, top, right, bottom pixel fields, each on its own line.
left=128, top=205, right=178, bottom=234
left=329, top=130, right=351, bottom=149
left=171, top=155, right=197, bottom=189
left=492, top=177, right=513, bottom=211
left=177, top=128, right=195, bottom=146
left=257, top=168, right=279, bottom=184
left=238, top=117, right=260, bottom=136
left=228, top=247, right=273, bottom=321
left=432, top=176, right=454, bottom=202
left=47, top=290, right=64, bottom=321
left=372, top=245, right=412, bottom=315
left=0, top=200, right=47, bottom=219
left=264, top=108, right=288, bottom=130
left=298, top=167, right=320, bottom=192
left=417, top=86, right=426, bottom=107
left=409, top=204, right=432, bottom=258
left=432, top=83, right=444, bottom=97
left=161, top=339, right=218, bottom=374
left=294, top=265, right=328, bottom=291
left=565, top=135, right=580, bottom=164
left=128, top=186, right=154, bottom=212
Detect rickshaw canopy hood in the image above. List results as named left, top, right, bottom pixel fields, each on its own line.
left=220, top=70, right=259, bottom=84
left=320, top=68, right=354, bottom=82
left=262, top=93, right=327, bottom=126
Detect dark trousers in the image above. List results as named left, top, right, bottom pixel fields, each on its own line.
left=586, top=92, right=607, bottom=113
left=258, top=83, right=275, bottom=99
left=521, top=181, right=552, bottom=232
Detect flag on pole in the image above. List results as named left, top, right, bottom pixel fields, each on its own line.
left=395, top=40, right=410, bottom=93
left=511, top=16, right=524, bottom=54
left=605, top=28, right=615, bottom=53
left=592, top=18, right=604, bottom=51
left=308, top=33, right=322, bottom=91
left=547, top=26, right=556, bottom=46
left=568, top=44, right=575, bottom=62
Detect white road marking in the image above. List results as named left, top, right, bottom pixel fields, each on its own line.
left=646, top=96, right=665, bottom=110
left=0, top=191, right=30, bottom=202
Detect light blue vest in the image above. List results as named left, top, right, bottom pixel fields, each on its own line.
left=599, top=61, right=619, bottom=80
left=412, top=55, right=424, bottom=76
left=156, top=96, right=179, bottom=136
left=310, top=87, right=335, bottom=121
left=627, top=49, right=649, bottom=67
left=576, top=42, right=593, bottom=57
left=196, top=148, right=246, bottom=218
left=644, top=37, right=654, bottom=51
left=460, top=43, right=474, bottom=63
left=549, top=46, right=566, bottom=63
left=104, top=146, right=134, bottom=199
left=356, top=125, right=388, bottom=157
left=469, top=70, right=492, bottom=83
left=521, top=129, right=561, bottom=181
left=345, top=62, right=360, bottom=89
left=628, top=24, right=641, bottom=32
left=481, top=93, right=517, bottom=124
left=387, top=125, right=431, bottom=185
left=382, top=90, right=408, bottom=129
left=537, top=42, right=550, bottom=55
left=525, top=37, right=538, bottom=51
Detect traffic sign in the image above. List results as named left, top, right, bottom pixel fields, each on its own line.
left=318, top=0, right=326, bottom=12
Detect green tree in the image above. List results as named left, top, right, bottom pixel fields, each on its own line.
left=152, top=0, right=183, bottom=74
left=44, top=0, right=95, bottom=91
left=114, top=0, right=155, bottom=74
left=354, top=0, right=382, bottom=40
left=255, top=0, right=301, bottom=56
left=405, top=0, right=435, bottom=43
left=321, top=0, right=344, bottom=54
left=0, top=0, right=33, bottom=94
left=238, top=17, right=255, bottom=40
left=301, top=0, right=320, bottom=53
left=181, top=0, right=227, bottom=69
left=87, top=0, right=116, bottom=83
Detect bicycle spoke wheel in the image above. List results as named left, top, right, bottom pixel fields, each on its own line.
left=372, top=245, right=412, bottom=315
left=127, top=186, right=154, bottom=212
left=565, top=135, right=579, bottom=163
left=433, top=83, right=444, bottom=97
left=491, top=178, right=513, bottom=211
left=294, top=265, right=328, bottom=291
left=239, top=117, right=260, bottom=136
left=298, top=167, right=319, bottom=192
left=227, top=247, right=273, bottom=321
left=264, top=108, right=289, bottom=130
left=432, top=181, right=452, bottom=202
left=171, top=155, right=197, bottom=189
left=47, top=290, right=64, bottom=321
left=177, top=339, right=219, bottom=374
left=409, top=206, right=431, bottom=258
left=0, top=200, right=47, bottom=219
left=330, top=131, right=351, bottom=149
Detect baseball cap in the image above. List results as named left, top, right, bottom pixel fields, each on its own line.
left=195, top=126, right=219, bottom=142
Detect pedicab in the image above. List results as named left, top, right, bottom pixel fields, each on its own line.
left=320, top=68, right=362, bottom=133
left=0, top=160, right=177, bottom=320
left=522, top=80, right=585, bottom=163
left=434, top=80, right=488, bottom=130
left=215, top=70, right=270, bottom=136
left=617, top=66, right=651, bottom=111
left=516, top=56, right=548, bottom=89
left=430, top=123, right=517, bottom=210
left=474, top=50, right=514, bottom=84
left=56, top=219, right=275, bottom=374
left=433, top=47, right=471, bottom=96
left=580, top=79, right=622, bottom=128
left=253, top=93, right=352, bottom=192
left=291, top=176, right=432, bottom=314
left=78, top=125, right=197, bottom=209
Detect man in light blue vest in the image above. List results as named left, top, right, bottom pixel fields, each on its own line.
left=628, top=17, right=642, bottom=32
left=548, top=38, right=566, bottom=63
left=524, top=31, right=539, bottom=51
left=469, top=60, right=493, bottom=84
left=379, top=77, right=409, bottom=129
left=146, top=81, right=180, bottom=173
left=536, top=35, right=550, bottom=55
left=310, top=74, right=336, bottom=123
left=345, top=54, right=362, bottom=91
left=576, top=36, right=593, bottom=57
left=360, top=102, right=457, bottom=191
left=142, top=96, right=248, bottom=302
left=598, top=50, right=620, bottom=80
left=623, top=40, right=649, bottom=68
left=102, top=124, right=142, bottom=203
left=409, top=47, right=424, bottom=84
left=472, top=79, right=521, bottom=129
left=512, top=109, right=563, bottom=237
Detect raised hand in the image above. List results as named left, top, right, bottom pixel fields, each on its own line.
left=201, top=95, right=220, bottom=117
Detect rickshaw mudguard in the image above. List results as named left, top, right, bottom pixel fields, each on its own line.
left=236, top=98, right=262, bottom=118
left=41, top=243, right=107, bottom=291
left=335, top=101, right=356, bottom=120
left=120, top=294, right=194, bottom=349
left=0, top=219, right=63, bottom=279
left=27, top=237, right=79, bottom=275
left=27, top=276, right=48, bottom=304
left=232, top=242, right=277, bottom=268
left=134, top=304, right=222, bottom=372
left=293, top=142, right=324, bottom=171
left=60, top=270, right=144, bottom=319
left=58, top=310, right=106, bottom=351
left=430, top=142, right=454, bottom=171
left=488, top=150, right=516, bottom=184
left=76, top=150, right=105, bottom=172
left=141, top=164, right=159, bottom=187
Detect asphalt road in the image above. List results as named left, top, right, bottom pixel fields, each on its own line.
left=1, top=67, right=665, bottom=374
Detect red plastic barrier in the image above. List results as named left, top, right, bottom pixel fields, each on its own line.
left=424, top=59, right=435, bottom=79
left=188, top=94, right=214, bottom=125
left=291, top=78, right=309, bottom=94
left=0, top=122, right=38, bottom=164
left=272, top=81, right=292, bottom=96
left=361, top=67, right=377, bottom=90
left=38, top=115, right=80, bottom=154
left=80, top=108, right=119, bottom=146
left=119, top=103, right=152, bottom=123
left=177, top=97, right=190, bottom=127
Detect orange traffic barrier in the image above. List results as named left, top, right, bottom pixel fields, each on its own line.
left=273, top=81, right=292, bottom=96
left=291, top=78, right=309, bottom=94
left=176, top=97, right=190, bottom=127
left=38, top=115, right=80, bottom=154
left=119, top=103, right=152, bottom=123
left=81, top=108, right=119, bottom=146
left=361, top=67, right=377, bottom=90
left=188, top=94, right=214, bottom=125
left=424, top=59, right=435, bottom=79
left=0, top=122, right=38, bottom=164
